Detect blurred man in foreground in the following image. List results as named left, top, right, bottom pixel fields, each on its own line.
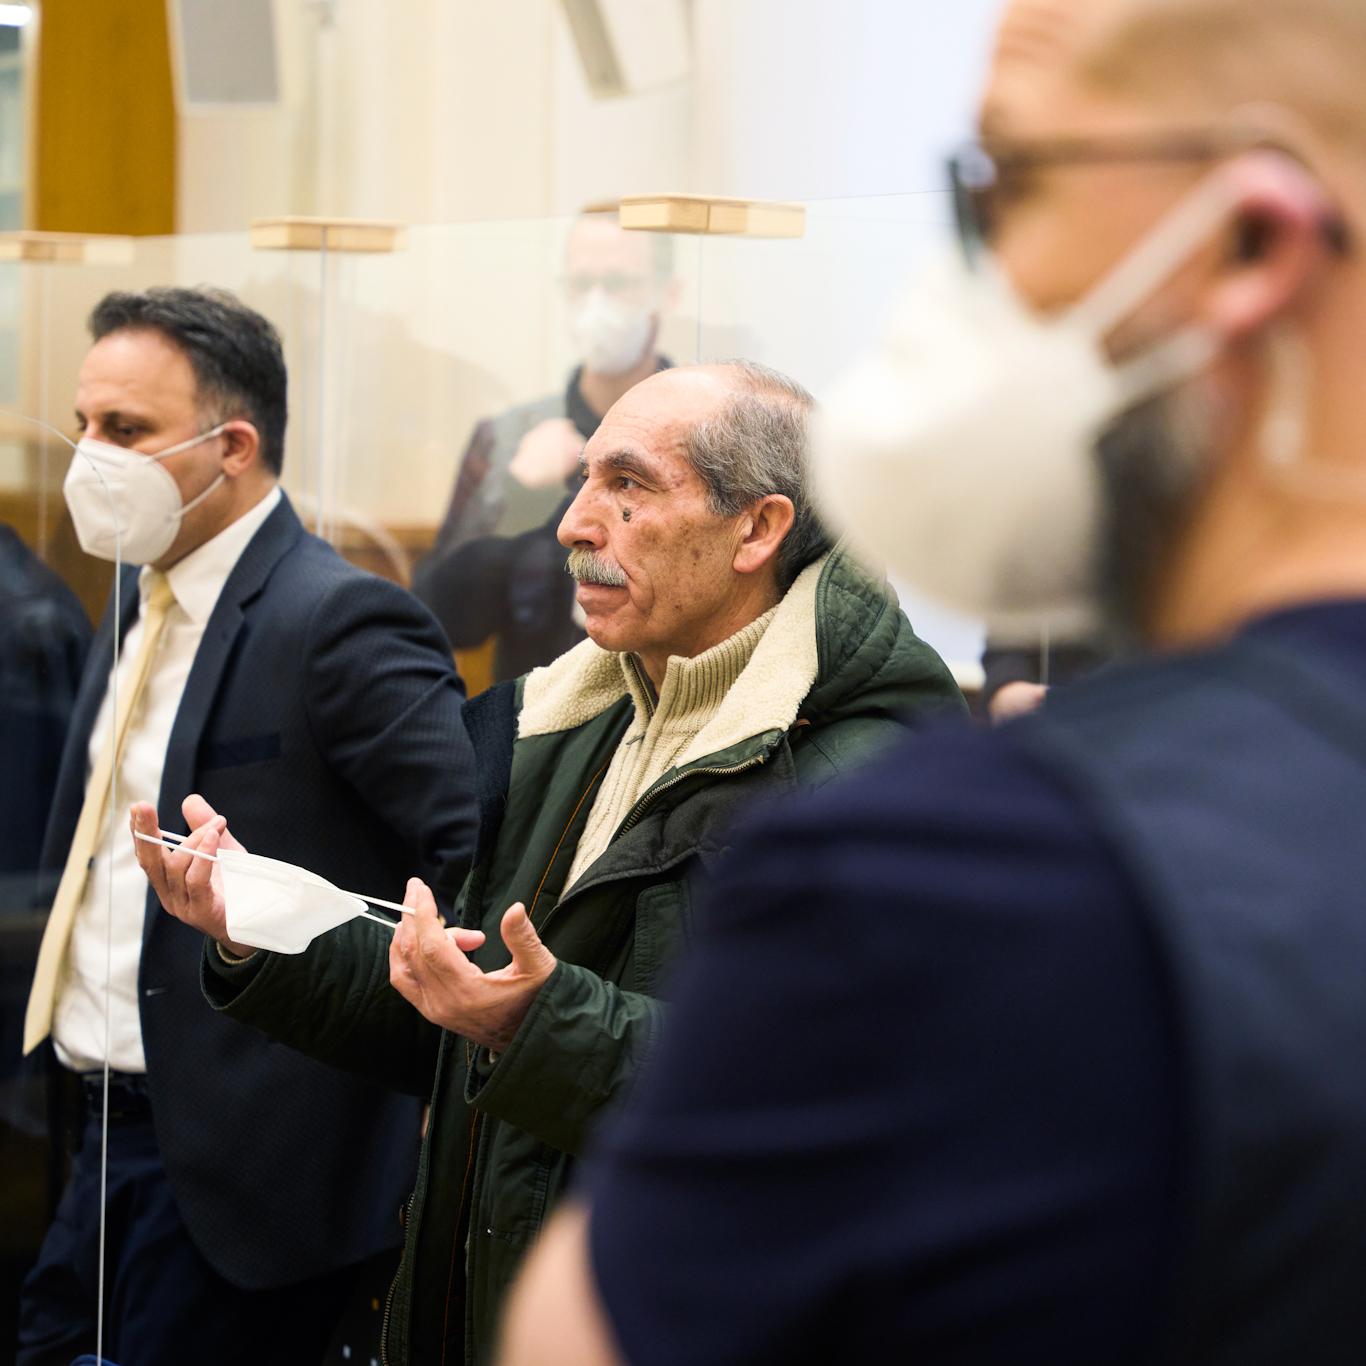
left=502, top=0, right=1366, bottom=1362
left=134, top=360, right=964, bottom=1365
left=413, top=209, right=678, bottom=682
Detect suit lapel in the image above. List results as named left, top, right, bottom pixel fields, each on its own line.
left=152, top=493, right=304, bottom=843
left=39, top=568, right=140, bottom=876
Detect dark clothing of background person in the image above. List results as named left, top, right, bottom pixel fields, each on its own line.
left=18, top=495, right=479, bottom=1366
left=587, top=598, right=1366, bottom=1365
left=980, top=636, right=1112, bottom=705
left=413, top=363, right=667, bottom=684
left=0, top=524, right=92, bottom=906
left=414, top=495, right=581, bottom=683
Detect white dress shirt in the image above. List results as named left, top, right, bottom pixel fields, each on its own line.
left=53, top=486, right=282, bottom=1073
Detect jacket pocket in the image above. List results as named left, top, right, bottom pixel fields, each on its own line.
left=199, top=732, right=282, bottom=771
left=633, top=879, right=693, bottom=999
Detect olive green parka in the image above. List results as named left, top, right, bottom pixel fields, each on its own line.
left=201, top=548, right=964, bottom=1364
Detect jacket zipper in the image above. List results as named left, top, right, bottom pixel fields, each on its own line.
left=618, top=753, right=767, bottom=837
left=534, top=753, right=770, bottom=941
left=380, top=1253, right=398, bottom=1366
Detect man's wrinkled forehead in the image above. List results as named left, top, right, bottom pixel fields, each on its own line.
left=981, top=0, right=1129, bottom=138
left=581, top=403, right=689, bottom=488
left=582, top=369, right=732, bottom=487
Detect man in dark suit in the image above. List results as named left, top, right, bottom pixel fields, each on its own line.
left=18, top=287, right=478, bottom=1366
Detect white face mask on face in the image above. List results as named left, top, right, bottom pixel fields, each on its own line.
left=570, top=290, right=655, bottom=376
left=813, top=167, right=1250, bottom=638
left=63, top=423, right=229, bottom=566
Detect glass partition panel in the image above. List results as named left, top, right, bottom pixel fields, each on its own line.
left=2, top=190, right=996, bottom=1366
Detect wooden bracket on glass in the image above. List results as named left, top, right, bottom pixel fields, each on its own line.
left=618, top=194, right=805, bottom=239
left=0, top=232, right=135, bottom=264
left=249, top=217, right=408, bottom=253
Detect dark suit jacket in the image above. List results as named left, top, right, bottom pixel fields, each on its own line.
left=40, top=493, right=478, bottom=1289
left=0, top=523, right=91, bottom=888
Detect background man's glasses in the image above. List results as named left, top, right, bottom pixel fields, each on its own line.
left=562, top=270, right=652, bottom=299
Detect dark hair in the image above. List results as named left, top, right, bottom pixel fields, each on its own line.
left=683, top=360, right=833, bottom=591
left=89, top=286, right=288, bottom=476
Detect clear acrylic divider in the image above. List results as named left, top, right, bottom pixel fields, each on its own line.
left=1, top=189, right=989, bottom=1362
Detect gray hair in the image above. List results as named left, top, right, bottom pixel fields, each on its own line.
left=683, top=360, right=832, bottom=591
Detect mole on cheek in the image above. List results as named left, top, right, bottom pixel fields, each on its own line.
left=622, top=508, right=632, bottom=522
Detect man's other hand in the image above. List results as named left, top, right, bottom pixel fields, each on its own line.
left=390, top=881, right=556, bottom=1053
left=509, top=418, right=585, bottom=489
left=130, top=794, right=255, bottom=958
left=989, top=681, right=1049, bottom=725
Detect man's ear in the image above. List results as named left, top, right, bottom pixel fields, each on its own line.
left=733, top=495, right=796, bottom=577
left=219, top=420, right=263, bottom=478
left=1200, top=151, right=1344, bottom=337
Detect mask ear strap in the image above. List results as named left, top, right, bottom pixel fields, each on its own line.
left=177, top=471, right=226, bottom=519
left=152, top=421, right=231, bottom=463
left=1064, top=164, right=1247, bottom=338
left=1111, top=325, right=1223, bottom=411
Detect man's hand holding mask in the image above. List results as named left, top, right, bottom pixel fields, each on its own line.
left=133, top=794, right=553, bottom=1050
left=131, top=795, right=253, bottom=957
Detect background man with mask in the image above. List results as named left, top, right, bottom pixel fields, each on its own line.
left=499, top=0, right=1366, bottom=1362
left=413, top=206, right=677, bottom=683
left=19, top=287, right=478, bottom=1366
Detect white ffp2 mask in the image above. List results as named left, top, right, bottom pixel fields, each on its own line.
left=813, top=167, right=1253, bottom=637
left=63, top=424, right=229, bottom=565
left=570, top=291, right=655, bottom=376
left=217, top=848, right=369, bottom=955
left=133, top=830, right=412, bottom=954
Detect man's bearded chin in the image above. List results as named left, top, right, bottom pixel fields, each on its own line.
left=566, top=548, right=628, bottom=589
left=1092, top=377, right=1222, bottom=648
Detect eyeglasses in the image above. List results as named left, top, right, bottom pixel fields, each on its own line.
left=946, top=126, right=1348, bottom=264
left=561, top=270, right=653, bottom=299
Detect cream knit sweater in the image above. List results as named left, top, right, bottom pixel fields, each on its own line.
left=564, top=605, right=779, bottom=891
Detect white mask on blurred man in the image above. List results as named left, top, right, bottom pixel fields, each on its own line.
left=812, top=166, right=1259, bottom=639
left=570, top=290, right=655, bottom=376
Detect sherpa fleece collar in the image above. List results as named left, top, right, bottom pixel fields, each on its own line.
left=517, top=553, right=829, bottom=764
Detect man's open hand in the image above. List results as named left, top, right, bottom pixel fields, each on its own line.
left=130, top=794, right=256, bottom=957
left=390, top=880, right=557, bottom=1054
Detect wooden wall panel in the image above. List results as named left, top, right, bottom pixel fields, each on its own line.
left=32, top=0, right=176, bottom=235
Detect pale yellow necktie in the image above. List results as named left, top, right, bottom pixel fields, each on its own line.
left=24, top=572, right=178, bottom=1056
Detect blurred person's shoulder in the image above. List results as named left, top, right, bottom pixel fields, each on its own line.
left=0, top=521, right=91, bottom=652
left=704, top=714, right=1117, bottom=932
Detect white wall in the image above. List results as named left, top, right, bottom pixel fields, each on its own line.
left=691, top=0, right=1001, bottom=202
left=178, top=0, right=1004, bottom=230
left=170, top=0, right=1001, bottom=669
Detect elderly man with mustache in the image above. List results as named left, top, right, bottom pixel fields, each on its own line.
left=131, top=358, right=963, bottom=1366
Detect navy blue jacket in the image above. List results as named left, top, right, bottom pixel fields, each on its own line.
left=40, top=493, right=478, bottom=1289
left=589, top=601, right=1366, bottom=1364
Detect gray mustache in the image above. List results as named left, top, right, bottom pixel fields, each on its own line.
left=566, top=548, right=627, bottom=588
